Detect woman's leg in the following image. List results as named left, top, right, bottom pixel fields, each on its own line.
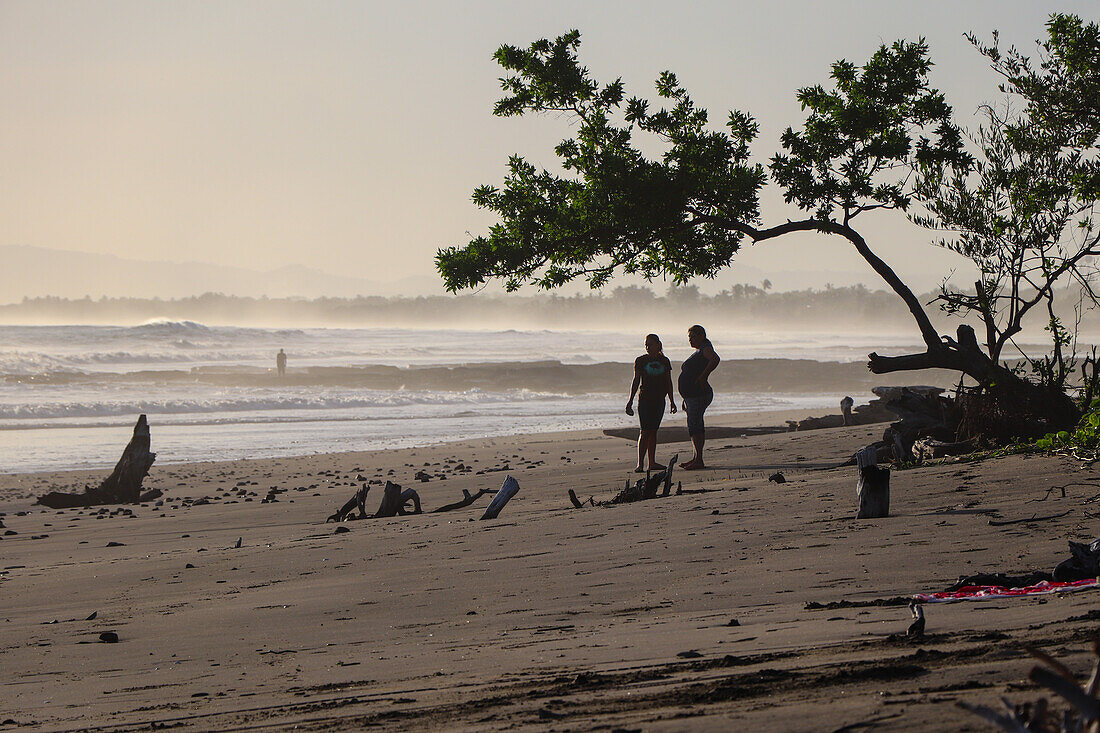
left=646, top=431, right=663, bottom=469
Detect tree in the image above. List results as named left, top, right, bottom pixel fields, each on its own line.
left=908, top=15, right=1100, bottom=428
left=436, top=20, right=1096, bottom=436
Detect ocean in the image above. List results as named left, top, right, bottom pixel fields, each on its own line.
left=0, top=321, right=923, bottom=473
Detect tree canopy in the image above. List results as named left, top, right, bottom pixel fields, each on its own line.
left=437, top=15, right=1100, bottom=416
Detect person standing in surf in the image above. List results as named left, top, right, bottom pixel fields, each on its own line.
left=679, top=325, right=720, bottom=470
left=276, top=348, right=287, bottom=378
left=625, top=334, right=676, bottom=473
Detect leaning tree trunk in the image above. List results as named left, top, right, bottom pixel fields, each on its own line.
left=37, top=415, right=158, bottom=509
left=868, top=324, right=1081, bottom=443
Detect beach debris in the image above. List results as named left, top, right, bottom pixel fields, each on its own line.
left=234, top=537, right=242, bottom=548
left=327, top=484, right=371, bottom=522
left=855, top=445, right=890, bottom=519
left=906, top=602, right=925, bottom=640
left=334, top=526, right=350, bottom=534
left=768, top=471, right=786, bottom=484
left=374, top=481, right=422, bottom=518
left=958, top=640, right=1100, bottom=732
left=326, top=480, right=496, bottom=522
left=609, top=455, right=678, bottom=505
left=37, top=415, right=157, bottom=509
left=480, top=476, right=520, bottom=520
left=989, top=510, right=1073, bottom=527
left=566, top=457, right=679, bottom=509
left=432, top=488, right=497, bottom=513
left=85, top=611, right=97, bottom=621
left=726, top=619, right=740, bottom=627
left=1054, top=537, right=1100, bottom=582
left=911, top=437, right=978, bottom=463
left=98, top=632, right=119, bottom=643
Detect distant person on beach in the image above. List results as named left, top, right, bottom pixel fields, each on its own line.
left=625, top=334, right=676, bottom=473
left=679, top=325, right=720, bottom=470
left=276, top=348, right=287, bottom=377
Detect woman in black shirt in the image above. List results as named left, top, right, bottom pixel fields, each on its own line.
left=679, top=325, right=720, bottom=469
left=626, top=334, right=676, bottom=472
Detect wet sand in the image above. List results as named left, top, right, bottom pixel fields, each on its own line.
left=1, top=409, right=1098, bottom=731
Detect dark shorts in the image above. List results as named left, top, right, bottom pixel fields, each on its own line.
left=638, top=400, right=665, bottom=432
left=683, top=389, right=713, bottom=436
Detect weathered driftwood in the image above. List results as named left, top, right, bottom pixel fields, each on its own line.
left=38, top=415, right=157, bottom=509
left=326, top=482, right=494, bottom=522
left=327, top=484, right=371, bottom=522
left=855, top=445, right=890, bottom=519
left=911, top=437, right=978, bottom=463
left=374, top=481, right=422, bottom=518
left=481, top=476, right=520, bottom=520
left=575, top=455, right=679, bottom=508
left=432, top=488, right=496, bottom=513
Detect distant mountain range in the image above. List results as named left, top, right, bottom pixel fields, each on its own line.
left=0, top=245, right=446, bottom=302
left=0, top=244, right=896, bottom=304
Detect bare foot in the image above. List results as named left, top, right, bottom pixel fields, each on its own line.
left=649, top=463, right=666, bottom=471
left=634, top=465, right=646, bottom=473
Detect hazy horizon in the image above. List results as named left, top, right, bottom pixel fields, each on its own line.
left=4, top=1, right=1092, bottom=302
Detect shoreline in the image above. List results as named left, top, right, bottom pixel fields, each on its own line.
left=2, top=406, right=1093, bottom=730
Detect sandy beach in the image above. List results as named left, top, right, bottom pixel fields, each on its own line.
left=2, top=408, right=1098, bottom=731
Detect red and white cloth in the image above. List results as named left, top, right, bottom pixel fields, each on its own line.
left=914, top=578, right=1099, bottom=603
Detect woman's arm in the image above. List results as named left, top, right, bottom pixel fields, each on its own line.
left=626, top=365, right=641, bottom=414
left=664, top=359, right=677, bottom=412
left=697, top=344, right=721, bottom=385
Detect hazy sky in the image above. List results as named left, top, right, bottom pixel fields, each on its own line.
left=2, top=1, right=1093, bottom=295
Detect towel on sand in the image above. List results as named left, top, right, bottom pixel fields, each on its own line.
left=914, top=577, right=1099, bottom=603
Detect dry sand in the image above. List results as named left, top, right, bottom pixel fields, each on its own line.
left=1, top=409, right=1099, bottom=731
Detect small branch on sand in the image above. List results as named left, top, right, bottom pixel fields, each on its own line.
left=988, top=510, right=1072, bottom=526
left=433, top=488, right=497, bottom=513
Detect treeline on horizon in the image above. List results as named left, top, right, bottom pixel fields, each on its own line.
left=1, top=284, right=1093, bottom=334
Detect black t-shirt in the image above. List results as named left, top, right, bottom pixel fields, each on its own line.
left=678, top=341, right=714, bottom=398
left=635, top=354, right=672, bottom=403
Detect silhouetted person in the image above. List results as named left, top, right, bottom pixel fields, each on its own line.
left=679, top=325, right=720, bottom=470
left=625, top=334, right=676, bottom=472
left=276, top=348, right=287, bottom=377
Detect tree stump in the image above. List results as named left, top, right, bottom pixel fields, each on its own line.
left=373, top=481, right=421, bottom=517
left=481, top=476, right=519, bottom=520
left=855, top=444, right=890, bottom=519
left=37, top=415, right=157, bottom=509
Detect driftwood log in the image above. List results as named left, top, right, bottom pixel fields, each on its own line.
left=911, top=437, right=978, bottom=463
left=433, top=488, right=496, bottom=513
left=481, top=476, right=520, bottom=520
left=374, top=481, right=422, bottom=518
left=569, top=455, right=679, bottom=508
left=855, top=445, right=890, bottom=519
left=327, top=484, right=371, bottom=522
left=37, top=415, right=158, bottom=509
left=326, top=481, right=496, bottom=522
